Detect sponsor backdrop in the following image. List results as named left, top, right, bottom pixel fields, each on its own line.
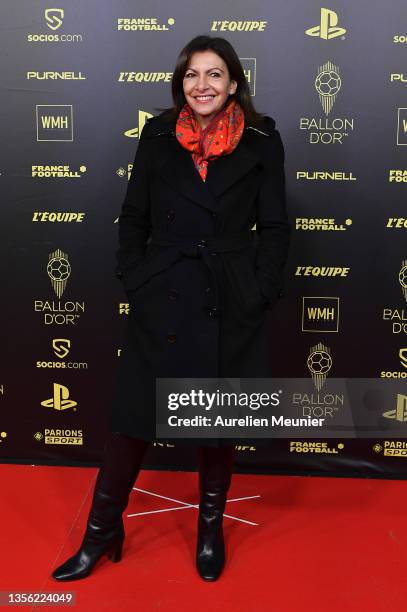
left=1, top=1, right=406, bottom=476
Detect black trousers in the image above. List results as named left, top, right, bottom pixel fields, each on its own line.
left=97, top=431, right=235, bottom=505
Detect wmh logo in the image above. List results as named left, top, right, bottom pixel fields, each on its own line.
left=36, top=105, right=73, bottom=141
left=302, top=297, right=339, bottom=332
left=397, top=109, right=407, bottom=145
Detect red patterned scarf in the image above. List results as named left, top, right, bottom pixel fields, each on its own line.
left=175, top=98, right=245, bottom=181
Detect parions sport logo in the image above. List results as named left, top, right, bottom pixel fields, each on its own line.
left=34, top=249, right=85, bottom=325
left=374, top=440, right=407, bottom=457
left=34, top=428, right=83, bottom=445
left=116, top=164, right=133, bottom=180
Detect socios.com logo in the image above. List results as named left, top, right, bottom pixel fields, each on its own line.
left=52, top=338, right=71, bottom=359
left=45, top=8, right=64, bottom=30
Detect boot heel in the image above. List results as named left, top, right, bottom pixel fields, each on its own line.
left=107, top=537, right=124, bottom=563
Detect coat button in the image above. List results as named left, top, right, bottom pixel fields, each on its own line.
left=167, top=333, right=177, bottom=343
left=208, top=306, right=218, bottom=318
left=198, top=239, right=207, bottom=247
left=211, top=211, right=217, bottom=217
left=168, top=288, right=179, bottom=301
left=205, top=286, right=211, bottom=293
left=166, top=208, right=175, bottom=222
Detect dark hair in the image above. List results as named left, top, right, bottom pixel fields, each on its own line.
left=155, top=34, right=266, bottom=127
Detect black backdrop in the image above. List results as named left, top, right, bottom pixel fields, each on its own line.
left=1, top=1, right=406, bottom=476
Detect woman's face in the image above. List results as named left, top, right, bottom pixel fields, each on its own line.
left=183, top=50, right=237, bottom=128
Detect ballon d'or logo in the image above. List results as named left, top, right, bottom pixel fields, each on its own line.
left=47, top=249, right=71, bottom=298
left=307, top=342, right=332, bottom=391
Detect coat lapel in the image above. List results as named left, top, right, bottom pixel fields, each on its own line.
left=155, top=137, right=219, bottom=213
left=205, top=139, right=261, bottom=199
left=149, top=116, right=262, bottom=213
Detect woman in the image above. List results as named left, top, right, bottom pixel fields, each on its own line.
left=52, top=34, right=290, bottom=583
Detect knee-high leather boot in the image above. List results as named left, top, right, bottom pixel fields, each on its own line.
left=196, top=444, right=235, bottom=581
left=52, top=432, right=150, bottom=581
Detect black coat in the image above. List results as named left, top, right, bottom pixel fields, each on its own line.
left=109, top=110, right=291, bottom=447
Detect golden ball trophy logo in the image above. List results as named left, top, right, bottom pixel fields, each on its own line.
left=47, top=249, right=71, bottom=298
left=307, top=342, right=332, bottom=391
left=399, top=260, right=407, bottom=302
left=315, top=61, right=341, bottom=115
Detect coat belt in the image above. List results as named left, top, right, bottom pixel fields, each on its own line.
left=123, top=229, right=262, bottom=313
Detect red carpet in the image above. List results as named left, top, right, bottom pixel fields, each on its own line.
left=0, top=464, right=406, bottom=611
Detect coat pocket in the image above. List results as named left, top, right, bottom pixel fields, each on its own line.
left=227, top=252, right=268, bottom=312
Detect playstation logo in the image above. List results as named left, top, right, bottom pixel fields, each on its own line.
left=383, top=394, right=407, bottom=422
left=123, top=110, right=154, bottom=138
left=41, top=383, right=77, bottom=411
left=306, top=8, right=346, bottom=40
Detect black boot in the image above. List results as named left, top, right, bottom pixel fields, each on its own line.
left=196, top=444, right=235, bottom=581
left=52, top=432, right=150, bottom=581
